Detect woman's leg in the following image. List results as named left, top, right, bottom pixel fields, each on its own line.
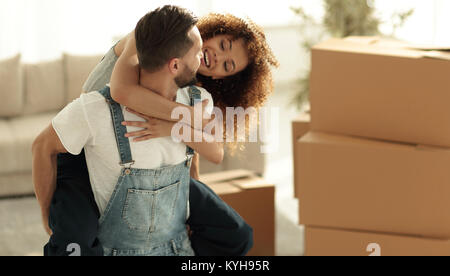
left=44, top=150, right=103, bottom=256
left=188, top=178, right=254, bottom=256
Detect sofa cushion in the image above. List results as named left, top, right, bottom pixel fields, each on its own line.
left=0, top=54, right=23, bottom=118
left=0, top=120, right=19, bottom=175
left=0, top=112, right=58, bottom=175
left=64, top=54, right=103, bottom=103
left=0, top=173, right=34, bottom=197
left=23, top=59, right=65, bottom=115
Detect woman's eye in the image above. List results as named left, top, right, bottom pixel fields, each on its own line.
left=221, top=41, right=225, bottom=50
left=224, top=61, right=233, bottom=73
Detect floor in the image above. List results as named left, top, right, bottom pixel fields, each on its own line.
left=0, top=196, right=304, bottom=256
left=0, top=197, right=49, bottom=256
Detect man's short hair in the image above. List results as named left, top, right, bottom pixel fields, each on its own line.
left=135, top=5, right=198, bottom=73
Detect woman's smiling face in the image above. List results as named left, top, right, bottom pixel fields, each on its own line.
left=198, top=34, right=249, bottom=79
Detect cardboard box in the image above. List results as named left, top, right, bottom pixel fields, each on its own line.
left=305, top=226, right=450, bottom=256
left=297, top=131, right=450, bottom=239
left=310, top=37, right=450, bottom=148
left=292, top=113, right=310, bottom=199
left=200, top=170, right=276, bottom=256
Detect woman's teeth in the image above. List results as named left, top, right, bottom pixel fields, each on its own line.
left=204, top=51, right=210, bottom=68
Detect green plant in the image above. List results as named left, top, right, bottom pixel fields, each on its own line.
left=291, top=0, right=414, bottom=110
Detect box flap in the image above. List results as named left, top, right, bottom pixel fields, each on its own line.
left=422, top=51, right=450, bottom=61
left=299, top=131, right=418, bottom=151
left=346, top=36, right=450, bottom=52
left=199, top=170, right=256, bottom=184
left=231, top=177, right=274, bottom=190
left=293, top=112, right=311, bottom=123
left=314, top=37, right=450, bottom=61
left=345, top=36, right=409, bottom=48
left=300, top=132, right=450, bottom=156
left=208, top=182, right=242, bottom=195
left=407, top=44, right=450, bottom=51
left=293, top=113, right=311, bottom=143
left=344, top=36, right=380, bottom=45
left=313, top=38, right=423, bottom=59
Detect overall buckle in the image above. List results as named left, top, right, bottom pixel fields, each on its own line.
left=120, top=161, right=135, bottom=168
left=185, top=156, right=193, bottom=168
left=120, top=161, right=135, bottom=175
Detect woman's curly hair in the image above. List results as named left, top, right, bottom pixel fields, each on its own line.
left=196, top=13, right=279, bottom=153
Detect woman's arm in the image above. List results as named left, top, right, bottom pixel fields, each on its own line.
left=123, top=110, right=224, bottom=165
left=183, top=129, right=224, bottom=165
left=110, top=31, right=209, bottom=127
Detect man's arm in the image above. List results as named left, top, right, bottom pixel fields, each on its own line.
left=32, top=124, right=68, bottom=235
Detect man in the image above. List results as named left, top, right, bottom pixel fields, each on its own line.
left=33, top=6, right=250, bottom=256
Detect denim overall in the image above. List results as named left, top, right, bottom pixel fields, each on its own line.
left=96, top=86, right=200, bottom=256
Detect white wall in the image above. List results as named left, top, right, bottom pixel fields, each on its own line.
left=1, top=0, right=448, bottom=64
left=375, top=0, right=450, bottom=45
left=0, top=0, right=303, bottom=62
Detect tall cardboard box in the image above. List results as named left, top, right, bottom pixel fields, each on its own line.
left=305, top=226, right=450, bottom=256
left=310, top=37, right=450, bottom=147
left=292, top=113, right=310, bottom=199
left=200, top=170, right=275, bottom=256
left=297, top=131, right=450, bottom=239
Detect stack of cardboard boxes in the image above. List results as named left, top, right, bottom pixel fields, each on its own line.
left=293, top=37, right=450, bottom=256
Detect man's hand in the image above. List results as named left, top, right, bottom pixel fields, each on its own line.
left=41, top=209, right=53, bottom=236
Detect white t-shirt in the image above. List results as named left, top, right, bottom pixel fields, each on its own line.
left=52, top=86, right=213, bottom=215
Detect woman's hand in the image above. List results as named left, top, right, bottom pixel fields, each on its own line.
left=122, top=108, right=175, bottom=142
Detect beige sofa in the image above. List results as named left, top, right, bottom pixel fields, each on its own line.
left=0, top=54, right=265, bottom=198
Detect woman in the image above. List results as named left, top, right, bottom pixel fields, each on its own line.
left=46, top=12, right=278, bottom=256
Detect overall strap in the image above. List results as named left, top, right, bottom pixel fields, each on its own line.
left=98, top=86, right=135, bottom=168
left=186, top=86, right=202, bottom=156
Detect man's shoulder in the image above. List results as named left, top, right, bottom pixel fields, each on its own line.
left=79, top=90, right=109, bottom=106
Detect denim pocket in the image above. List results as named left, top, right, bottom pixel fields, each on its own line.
left=122, top=181, right=181, bottom=233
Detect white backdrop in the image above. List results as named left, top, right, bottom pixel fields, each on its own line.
left=0, top=0, right=449, bottom=62
left=0, top=0, right=301, bottom=62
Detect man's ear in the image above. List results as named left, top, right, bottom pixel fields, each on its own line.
left=168, top=58, right=180, bottom=75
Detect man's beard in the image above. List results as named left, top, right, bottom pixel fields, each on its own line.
left=175, top=63, right=198, bottom=88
